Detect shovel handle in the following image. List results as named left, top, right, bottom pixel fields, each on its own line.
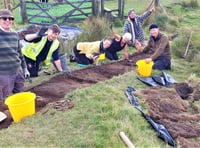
left=119, top=131, right=135, bottom=148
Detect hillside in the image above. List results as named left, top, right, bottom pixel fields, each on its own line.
left=0, top=0, right=200, bottom=147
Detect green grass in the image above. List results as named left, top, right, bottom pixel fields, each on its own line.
left=1, top=0, right=200, bottom=147
left=0, top=72, right=171, bottom=147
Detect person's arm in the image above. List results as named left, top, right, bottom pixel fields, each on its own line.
left=24, top=33, right=38, bottom=41
left=18, top=41, right=27, bottom=69
left=123, top=20, right=130, bottom=34
left=141, top=39, right=151, bottom=53
left=123, top=44, right=129, bottom=60
left=52, top=47, right=62, bottom=72
left=111, top=30, right=121, bottom=41
left=54, top=59, right=63, bottom=72
left=18, top=41, right=30, bottom=78
left=150, top=35, right=169, bottom=60
left=24, top=26, right=48, bottom=41
left=138, top=8, right=154, bottom=21
left=85, top=42, right=101, bottom=59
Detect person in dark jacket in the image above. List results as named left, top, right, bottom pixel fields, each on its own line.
left=140, top=24, right=171, bottom=70
left=123, top=8, right=155, bottom=51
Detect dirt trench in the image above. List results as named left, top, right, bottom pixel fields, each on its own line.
left=1, top=52, right=200, bottom=147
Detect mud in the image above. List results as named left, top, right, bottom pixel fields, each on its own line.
left=0, top=51, right=200, bottom=147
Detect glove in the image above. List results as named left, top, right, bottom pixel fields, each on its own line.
left=91, top=53, right=100, bottom=60
left=125, top=59, right=133, bottom=63
left=23, top=68, right=30, bottom=78
left=37, top=26, right=48, bottom=37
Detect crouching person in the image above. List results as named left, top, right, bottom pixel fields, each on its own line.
left=71, top=37, right=112, bottom=66
left=140, top=24, right=171, bottom=70
left=22, top=24, right=63, bottom=77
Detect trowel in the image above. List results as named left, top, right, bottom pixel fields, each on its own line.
left=0, top=111, right=7, bottom=122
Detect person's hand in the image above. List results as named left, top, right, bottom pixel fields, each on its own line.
left=151, top=8, right=155, bottom=13
left=145, top=58, right=152, bottom=63
left=23, top=68, right=30, bottom=78
left=91, top=53, right=100, bottom=60
left=37, top=26, right=48, bottom=37
left=125, top=59, right=133, bottom=63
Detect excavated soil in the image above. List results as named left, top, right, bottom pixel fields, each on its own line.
left=1, top=52, right=200, bottom=147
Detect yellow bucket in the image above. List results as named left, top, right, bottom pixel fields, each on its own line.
left=136, top=60, right=154, bottom=77
left=98, top=53, right=105, bottom=60
left=5, top=92, right=36, bottom=123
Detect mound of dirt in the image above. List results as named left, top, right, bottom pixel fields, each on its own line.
left=138, top=83, right=200, bottom=147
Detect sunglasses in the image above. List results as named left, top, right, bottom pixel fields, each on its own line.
left=0, top=17, right=14, bottom=21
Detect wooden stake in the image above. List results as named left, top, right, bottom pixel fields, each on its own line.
left=119, top=131, right=135, bottom=148
left=183, top=31, right=193, bottom=58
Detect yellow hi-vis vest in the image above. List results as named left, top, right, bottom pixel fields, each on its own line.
left=22, top=36, right=60, bottom=65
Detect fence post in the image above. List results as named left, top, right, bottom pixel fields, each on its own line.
left=118, top=0, right=124, bottom=19
left=92, top=0, right=100, bottom=17
left=121, top=0, right=124, bottom=18
left=20, top=0, right=28, bottom=23
left=101, top=0, right=104, bottom=16
left=3, top=0, right=11, bottom=9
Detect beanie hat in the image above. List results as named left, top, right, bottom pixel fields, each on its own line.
left=149, top=24, right=158, bottom=30
left=0, top=9, right=14, bottom=18
left=128, top=9, right=135, bottom=15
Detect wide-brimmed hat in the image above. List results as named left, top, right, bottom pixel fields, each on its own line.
left=0, top=9, right=14, bottom=18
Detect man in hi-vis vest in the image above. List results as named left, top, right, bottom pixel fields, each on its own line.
left=22, top=24, right=63, bottom=77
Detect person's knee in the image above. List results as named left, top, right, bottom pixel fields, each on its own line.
left=153, top=63, right=165, bottom=70
left=153, top=62, right=171, bottom=70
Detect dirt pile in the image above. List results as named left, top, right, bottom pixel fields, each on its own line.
left=138, top=82, right=200, bottom=147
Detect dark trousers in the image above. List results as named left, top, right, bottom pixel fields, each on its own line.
left=24, top=56, right=39, bottom=77
left=105, top=50, right=119, bottom=60
left=153, top=57, right=171, bottom=70
left=0, top=68, right=24, bottom=101
left=73, top=45, right=93, bottom=65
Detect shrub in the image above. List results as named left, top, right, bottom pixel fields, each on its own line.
left=75, top=16, right=111, bottom=42
left=155, top=15, right=168, bottom=30
left=181, top=0, right=199, bottom=8
left=171, top=31, right=189, bottom=58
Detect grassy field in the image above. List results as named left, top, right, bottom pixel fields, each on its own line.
left=0, top=0, right=200, bottom=147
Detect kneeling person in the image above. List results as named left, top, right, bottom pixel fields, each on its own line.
left=140, top=24, right=171, bottom=70
left=72, top=37, right=112, bottom=66
left=22, top=24, right=63, bottom=77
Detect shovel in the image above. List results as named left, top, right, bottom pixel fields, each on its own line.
left=0, top=111, right=7, bottom=122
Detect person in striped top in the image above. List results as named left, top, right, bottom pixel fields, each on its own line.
left=0, top=9, right=29, bottom=101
